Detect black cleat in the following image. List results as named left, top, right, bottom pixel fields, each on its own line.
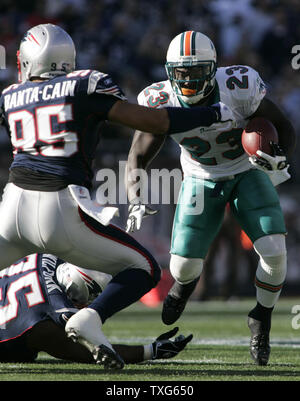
left=162, top=278, right=200, bottom=325
left=93, top=344, right=125, bottom=370
left=67, top=328, right=124, bottom=370
left=248, top=317, right=271, bottom=366
left=162, top=294, right=188, bottom=325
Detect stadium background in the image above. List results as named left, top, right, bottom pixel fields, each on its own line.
left=0, top=0, right=299, bottom=301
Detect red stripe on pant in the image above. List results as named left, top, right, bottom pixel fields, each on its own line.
left=78, top=207, right=156, bottom=280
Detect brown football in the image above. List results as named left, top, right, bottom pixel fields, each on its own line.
left=242, top=117, right=278, bottom=156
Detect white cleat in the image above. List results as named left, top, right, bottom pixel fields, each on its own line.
left=65, top=308, right=124, bottom=369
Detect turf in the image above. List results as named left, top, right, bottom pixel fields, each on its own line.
left=1, top=298, right=300, bottom=382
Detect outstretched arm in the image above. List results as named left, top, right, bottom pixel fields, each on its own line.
left=107, top=100, right=234, bottom=136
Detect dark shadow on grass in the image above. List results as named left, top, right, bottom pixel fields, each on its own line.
left=1, top=359, right=300, bottom=379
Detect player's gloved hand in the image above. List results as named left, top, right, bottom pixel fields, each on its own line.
left=151, top=327, right=193, bottom=360
left=126, top=203, right=158, bottom=233
left=212, top=102, right=235, bottom=123
left=249, top=142, right=290, bottom=186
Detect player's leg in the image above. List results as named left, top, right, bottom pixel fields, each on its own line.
left=60, top=207, right=161, bottom=315
left=30, top=188, right=161, bottom=314
left=26, top=320, right=170, bottom=365
left=247, top=234, right=286, bottom=365
left=26, top=320, right=94, bottom=363
left=230, top=169, right=287, bottom=365
left=63, top=216, right=161, bottom=368
left=0, top=183, right=40, bottom=269
left=162, top=176, right=229, bottom=324
left=44, top=189, right=161, bottom=367
left=0, top=236, right=35, bottom=269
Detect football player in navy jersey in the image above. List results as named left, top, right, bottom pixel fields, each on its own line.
left=0, top=254, right=192, bottom=366
left=0, top=24, right=232, bottom=368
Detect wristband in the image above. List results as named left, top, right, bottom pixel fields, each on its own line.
left=143, top=344, right=154, bottom=361
left=166, top=106, right=218, bottom=135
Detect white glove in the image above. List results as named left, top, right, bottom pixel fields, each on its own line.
left=126, top=204, right=158, bottom=233
left=249, top=143, right=291, bottom=186
left=212, top=102, right=235, bottom=123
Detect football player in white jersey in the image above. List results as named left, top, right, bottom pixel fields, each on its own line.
left=126, top=31, right=296, bottom=366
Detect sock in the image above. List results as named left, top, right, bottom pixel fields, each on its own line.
left=169, top=277, right=200, bottom=300
left=88, top=268, right=155, bottom=323
left=248, top=302, right=274, bottom=332
left=253, top=235, right=287, bottom=308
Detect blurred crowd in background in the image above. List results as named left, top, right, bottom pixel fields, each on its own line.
left=0, top=0, right=299, bottom=300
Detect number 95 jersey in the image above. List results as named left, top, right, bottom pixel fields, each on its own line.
left=138, top=65, right=267, bottom=180
left=0, top=70, right=125, bottom=190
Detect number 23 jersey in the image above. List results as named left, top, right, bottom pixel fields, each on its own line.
left=138, top=65, right=267, bottom=180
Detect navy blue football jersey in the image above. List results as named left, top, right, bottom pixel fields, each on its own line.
left=0, top=253, right=76, bottom=342
left=0, top=70, right=126, bottom=190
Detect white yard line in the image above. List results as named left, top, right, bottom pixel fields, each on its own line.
left=108, top=336, right=300, bottom=348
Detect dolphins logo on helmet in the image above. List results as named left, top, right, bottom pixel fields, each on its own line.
left=165, top=31, right=217, bottom=104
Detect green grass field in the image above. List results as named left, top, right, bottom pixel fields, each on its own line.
left=1, top=298, right=300, bottom=382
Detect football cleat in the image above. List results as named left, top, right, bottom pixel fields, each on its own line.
left=162, top=278, right=199, bottom=325
left=161, top=294, right=188, bottom=325
left=65, top=307, right=124, bottom=369
left=92, top=345, right=124, bottom=369
left=248, top=317, right=271, bottom=366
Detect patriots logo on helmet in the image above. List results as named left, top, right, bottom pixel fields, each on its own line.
left=21, top=32, right=40, bottom=46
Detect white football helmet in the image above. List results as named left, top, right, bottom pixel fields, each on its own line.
left=165, top=31, right=217, bottom=104
left=56, top=262, right=112, bottom=308
left=17, top=24, right=76, bottom=83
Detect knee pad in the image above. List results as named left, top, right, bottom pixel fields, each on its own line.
left=170, top=254, right=204, bottom=284
left=253, top=234, right=286, bottom=258
left=253, top=234, right=287, bottom=307
left=253, top=234, right=287, bottom=277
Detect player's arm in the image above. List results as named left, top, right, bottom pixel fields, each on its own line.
left=107, top=99, right=234, bottom=136
left=82, top=71, right=234, bottom=136
left=126, top=130, right=165, bottom=203
left=113, top=327, right=193, bottom=364
left=125, top=130, right=165, bottom=232
left=248, top=97, right=296, bottom=186
left=249, top=97, right=296, bottom=158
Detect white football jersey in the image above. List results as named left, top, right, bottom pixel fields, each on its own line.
left=137, top=65, right=267, bottom=180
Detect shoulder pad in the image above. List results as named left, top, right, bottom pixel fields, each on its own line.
left=87, top=70, right=126, bottom=100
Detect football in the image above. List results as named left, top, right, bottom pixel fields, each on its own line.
left=241, top=117, right=278, bottom=156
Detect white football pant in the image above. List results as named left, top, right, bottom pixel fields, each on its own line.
left=0, top=183, right=159, bottom=279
